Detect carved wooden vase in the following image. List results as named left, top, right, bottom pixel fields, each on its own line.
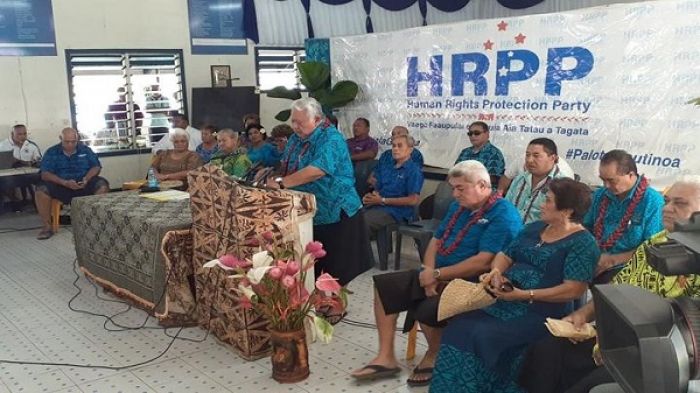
left=269, top=328, right=310, bottom=383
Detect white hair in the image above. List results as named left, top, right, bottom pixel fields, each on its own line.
left=290, top=97, right=323, bottom=119
left=673, top=175, right=700, bottom=197
left=169, top=128, right=189, bottom=142
left=217, top=128, right=238, bottom=139
left=392, top=133, right=415, bottom=148
left=449, top=160, right=491, bottom=186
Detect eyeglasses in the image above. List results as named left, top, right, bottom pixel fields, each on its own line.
left=467, top=131, right=484, bottom=137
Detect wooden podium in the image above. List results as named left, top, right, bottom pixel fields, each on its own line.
left=186, top=165, right=316, bottom=360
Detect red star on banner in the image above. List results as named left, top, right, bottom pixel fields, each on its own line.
left=497, top=20, right=508, bottom=31
left=515, top=33, right=526, bottom=44
left=483, top=40, right=494, bottom=50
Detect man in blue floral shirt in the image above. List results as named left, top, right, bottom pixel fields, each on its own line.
left=455, top=122, right=505, bottom=188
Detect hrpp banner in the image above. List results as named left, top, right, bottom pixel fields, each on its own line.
left=330, top=0, right=700, bottom=187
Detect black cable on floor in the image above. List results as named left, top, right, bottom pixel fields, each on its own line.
left=70, top=258, right=214, bottom=343
left=82, top=263, right=211, bottom=343
left=0, top=258, right=207, bottom=369
left=341, top=317, right=405, bottom=332
left=0, top=225, right=45, bottom=234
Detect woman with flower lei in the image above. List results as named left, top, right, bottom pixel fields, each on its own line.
left=351, top=160, right=522, bottom=386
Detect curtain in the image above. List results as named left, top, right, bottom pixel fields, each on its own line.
left=427, top=0, right=470, bottom=13
left=372, top=0, right=416, bottom=11
left=497, top=0, right=544, bottom=10
left=370, top=1, right=423, bottom=33
left=255, top=0, right=308, bottom=45
left=309, top=0, right=366, bottom=38
left=251, top=0, right=655, bottom=45
left=425, top=1, right=473, bottom=25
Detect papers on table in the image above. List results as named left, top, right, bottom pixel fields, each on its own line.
left=139, top=190, right=190, bottom=202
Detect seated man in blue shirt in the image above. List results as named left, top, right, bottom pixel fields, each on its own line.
left=35, top=128, right=109, bottom=240
left=584, top=149, right=664, bottom=277
left=351, top=160, right=522, bottom=385
left=377, top=126, right=424, bottom=169
left=455, top=121, right=505, bottom=187
left=363, top=134, right=423, bottom=262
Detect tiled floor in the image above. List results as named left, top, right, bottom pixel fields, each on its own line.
left=0, top=212, right=428, bottom=393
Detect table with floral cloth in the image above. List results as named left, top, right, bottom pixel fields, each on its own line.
left=72, top=191, right=193, bottom=322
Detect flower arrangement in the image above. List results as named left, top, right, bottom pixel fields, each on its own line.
left=204, top=232, right=347, bottom=343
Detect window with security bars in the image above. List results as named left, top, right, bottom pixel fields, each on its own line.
left=66, top=49, right=186, bottom=153
left=255, top=47, right=305, bottom=92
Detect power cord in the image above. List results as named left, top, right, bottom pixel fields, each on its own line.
left=0, top=259, right=183, bottom=369
left=341, top=318, right=404, bottom=332
left=0, top=257, right=217, bottom=369
left=0, top=225, right=44, bottom=234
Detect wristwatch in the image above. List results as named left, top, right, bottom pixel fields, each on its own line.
left=274, top=177, right=285, bottom=189
left=432, top=268, right=441, bottom=279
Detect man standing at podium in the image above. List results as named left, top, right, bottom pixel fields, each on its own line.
left=267, top=98, right=373, bottom=292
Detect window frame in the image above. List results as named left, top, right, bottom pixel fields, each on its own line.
left=64, top=48, right=188, bottom=157
left=254, top=45, right=306, bottom=93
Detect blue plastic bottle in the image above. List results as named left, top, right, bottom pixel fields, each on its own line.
left=147, top=167, right=159, bottom=188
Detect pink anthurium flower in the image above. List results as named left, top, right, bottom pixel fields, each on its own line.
left=315, top=273, right=341, bottom=294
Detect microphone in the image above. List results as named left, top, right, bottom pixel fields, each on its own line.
left=242, top=161, right=264, bottom=183
left=252, top=167, right=274, bottom=188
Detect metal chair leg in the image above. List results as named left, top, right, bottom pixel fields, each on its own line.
left=394, top=232, right=403, bottom=270
left=376, top=228, right=388, bottom=270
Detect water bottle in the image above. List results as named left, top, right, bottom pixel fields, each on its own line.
left=147, top=167, right=159, bottom=188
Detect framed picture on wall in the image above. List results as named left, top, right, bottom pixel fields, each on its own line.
left=211, top=65, right=231, bottom=88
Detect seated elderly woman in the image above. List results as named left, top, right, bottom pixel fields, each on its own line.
left=429, top=178, right=600, bottom=393
left=209, top=128, right=252, bottom=178
left=352, top=160, right=522, bottom=386
left=362, top=133, right=423, bottom=259
left=151, top=128, right=203, bottom=184
left=519, top=176, right=700, bottom=393
left=246, top=123, right=281, bottom=167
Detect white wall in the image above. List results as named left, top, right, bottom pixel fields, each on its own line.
left=0, top=0, right=264, bottom=187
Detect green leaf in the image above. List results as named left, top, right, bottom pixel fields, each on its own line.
left=339, top=289, right=349, bottom=308
left=275, top=109, right=291, bottom=122
left=313, top=315, right=334, bottom=344
left=311, top=88, right=330, bottom=104
left=298, top=62, right=331, bottom=92
left=322, top=81, right=359, bottom=108
left=267, top=86, right=302, bottom=100
left=687, top=97, right=700, bottom=106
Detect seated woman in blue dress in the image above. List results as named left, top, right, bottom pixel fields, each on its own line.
left=246, top=123, right=281, bottom=168
left=430, top=178, right=600, bottom=393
